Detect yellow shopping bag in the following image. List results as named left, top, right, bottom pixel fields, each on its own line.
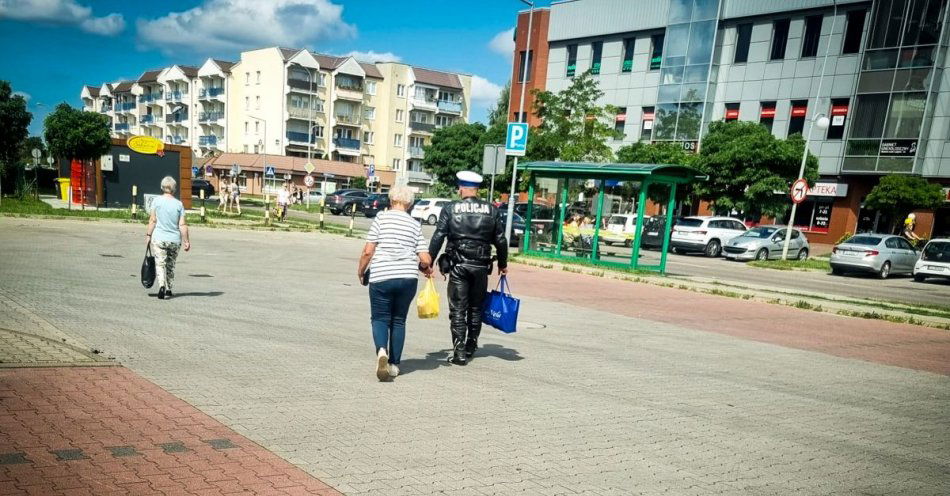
left=417, top=277, right=440, bottom=319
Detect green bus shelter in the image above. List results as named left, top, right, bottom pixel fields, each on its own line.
left=519, top=161, right=706, bottom=274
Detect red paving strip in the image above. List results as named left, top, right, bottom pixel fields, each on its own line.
left=0, top=367, right=341, bottom=495
left=513, top=265, right=950, bottom=375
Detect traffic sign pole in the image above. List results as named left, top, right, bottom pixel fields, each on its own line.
left=505, top=2, right=534, bottom=247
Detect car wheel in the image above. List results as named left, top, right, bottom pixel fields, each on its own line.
left=704, top=239, right=721, bottom=258
left=623, top=239, right=632, bottom=248
left=755, top=248, right=769, bottom=261
left=427, top=214, right=438, bottom=225
left=913, top=273, right=926, bottom=282
left=797, top=248, right=809, bottom=260
left=330, top=209, right=340, bottom=215
left=878, top=261, right=891, bottom=279
left=831, top=266, right=843, bottom=276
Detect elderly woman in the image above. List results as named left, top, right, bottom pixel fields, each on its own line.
left=146, top=176, right=191, bottom=300
left=357, top=186, right=432, bottom=381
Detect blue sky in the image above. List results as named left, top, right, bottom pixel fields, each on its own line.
left=0, top=0, right=550, bottom=135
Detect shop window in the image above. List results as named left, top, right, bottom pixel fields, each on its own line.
left=734, top=23, right=752, bottom=63
left=759, top=101, right=776, bottom=132
left=801, top=15, right=823, bottom=58
left=591, top=41, right=603, bottom=75
left=566, top=44, right=578, bottom=77
left=640, top=107, right=654, bottom=141
left=788, top=100, right=808, bottom=136
left=770, top=19, right=791, bottom=60
left=621, top=38, right=635, bottom=72
left=842, top=10, right=866, bottom=54
left=724, top=102, right=740, bottom=121
left=828, top=98, right=850, bottom=140
left=785, top=198, right=834, bottom=233
left=650, top=34, right=664, bottom=70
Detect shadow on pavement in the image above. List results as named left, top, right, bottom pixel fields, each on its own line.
left=399, top=344, right=523, bottom=375
left=149, top=291, right=225, bottom=298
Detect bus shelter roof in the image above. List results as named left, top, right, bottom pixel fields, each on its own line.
left=520, top=161, right=705, bottom=184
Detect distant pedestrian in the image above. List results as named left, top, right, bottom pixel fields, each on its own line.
left=218, top=178, right=228, bottom=212
left=277, top=183, right=290, bottom=221
left=357, top=185, right=433, bottom=381
left=903, top=213, right=922, bottom=244
left=230, top=180, right=241, bottom=215
left=146, top=176, right=191, bottom=300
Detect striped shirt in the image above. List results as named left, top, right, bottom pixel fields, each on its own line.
left=366, top=209, right=427, bottom=284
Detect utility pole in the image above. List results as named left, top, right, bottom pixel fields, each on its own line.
left=505, top=0, right=534, bottom=243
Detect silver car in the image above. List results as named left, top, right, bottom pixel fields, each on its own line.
left=830, top=234, right=918, bottom=279
left=722, top=225, right=810, bottom=261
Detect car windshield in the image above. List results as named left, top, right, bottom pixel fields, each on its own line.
left=677, top=218, right=703, bottom=227
left=844, top=236, right=882, bottom=246
left=740, top=227, right=777, bottom=238
left=922, top=241, right=950, bottom=262
left=608, top=216, right=627, bottom=225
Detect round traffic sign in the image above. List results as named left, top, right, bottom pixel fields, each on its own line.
left=304, top=175, right=315, bottom=187
left=790, top=178, right=809, bottom=204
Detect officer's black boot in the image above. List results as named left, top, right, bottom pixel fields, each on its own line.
left=464, top=338, right=478, bottom=359
left=450, top=340, right=468, bottom=365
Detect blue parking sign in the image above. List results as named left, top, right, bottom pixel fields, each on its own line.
left=505, top=122, right=528, bottom=157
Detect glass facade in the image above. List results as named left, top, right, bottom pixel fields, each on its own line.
left=653, top=0, right=722, bottom=145
left=844, top=0, right=949, bottom=173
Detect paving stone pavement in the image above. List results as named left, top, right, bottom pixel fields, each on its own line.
left=1, top=218, right=948, bottom=495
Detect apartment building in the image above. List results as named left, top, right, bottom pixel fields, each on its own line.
left=519, top=0, right=950, bottom=242
left=81, top=48, right=471, bottom=192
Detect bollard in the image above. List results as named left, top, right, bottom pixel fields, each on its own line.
left=348, top=204, right=355, bottom=236
left=131, top=185, right=138, bottom=219
left=199, top=188, right=206, bottom=222
left=264, top=194, right=271, bottom=226
left=319, top=198, right=325, bottom=231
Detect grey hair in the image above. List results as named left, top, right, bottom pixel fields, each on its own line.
left=388, top=185, right=415, bottom=206
left=160, top=176, right=177, bottom=194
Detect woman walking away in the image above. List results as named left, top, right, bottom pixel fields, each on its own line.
left=218, top=178, right=229, bottom=212
left=146, top=176, right=191, bottom=300
left=357, top=186, right=432, bottom=381
left=230, top=179, right=242, bottom=215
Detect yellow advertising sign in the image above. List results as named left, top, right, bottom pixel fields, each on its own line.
left=127, top=135, right=165, bottom=156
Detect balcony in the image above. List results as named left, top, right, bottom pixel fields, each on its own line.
left=199, top=87, right=224, bottom=99
left=411, top=96, right=438, bottom=110
left=140, top=114, right=163, bottom=124
left=114, top=123, right=130, bottom=131
left=334, top=83, right=364, bottom=101
left=119, top=102, right=136, bottom=112
left=437, top=100, right=463, bottom=114
left=407, top=169, right=434, bottom=184
left=199, top=111, right=224, bottom=122
left=409, top=146, right=425, bottom=159
left=165, top=135, right=186, bottom=145
left=168, top=112, right=189, bottom=123
left=287, top=77, right=319, bottom=92
left=100, top=103, right=112, bottom=112
left=333, top=137, right=360, bottom=149
left=198, top=135, right=218, bottom=147
left=138, top=93, right=163, bottom=103
left=286, top=131, right=320, bottom=144
left=288, top=106, right=322, bottom=119
left=167, top=91, right=186, bottom=102
left=335, top=113, right=361, bottom=126
left=410, top=121, right=436, bottom=134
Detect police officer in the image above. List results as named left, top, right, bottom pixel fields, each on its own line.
left=429, top=171, right=508, bottom=365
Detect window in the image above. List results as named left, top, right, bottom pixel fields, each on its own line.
left=312, top=126, right=324, bottom=138
left=641, top=106, right=654, bottom=141
left=591, top=41, right=603, bottom=75
left=243, top=144, right=248, bottom=152
left=788, top=100, right=808, bottom=136
left=395, top=109, right=404, bottom=122
left=394, top=134, right=402, bottom=146
left=256, top=71, right=261, bottom=84
left=614, top=107, right=626, bottom=138
left=314, top=99, right=324, bottom=113
left=518, top=50, right=534, bottom=82
left=244, top=97, right=249, bottom=110
left=566, top=44, right=577, bottom=77
left=396, top=84, right=405, bottom=97
left=392, top=158, right=401, bottom=170
left=410, top=136, right=425, bottom=148
left=318, top=73, right=327, bottom=87
left=650, top=34, right=664, bottom=70
left=245, top=72, right=249, bottom=85
left=363, top=106, right=375, bottom=120
left=436, top=115, right=454, bottom=127
left=621, top=38, right=635, bottom=72
left=255, top=121, right=260, bottom=134
left=724, top=102, right=740, bottom=121
left=884, top=92, right=927, bottom=138
left=253, top=144, right=258, bottom=153
left=366, top=81, right=376, bottom=95
left=255, top=96, right=260, bottom=109
left=734, top=23, right=752, bottom=63
left=244, top=122, right=248, bottom=134
left=801, top=15, right=823, bottom=58
left=827, top=98, right=850, bottom=140
left=770, top=19, right=791, bottom=60
left=760, top=101, right=776, bottom=132
left=363, top=131, right=374, bottom=144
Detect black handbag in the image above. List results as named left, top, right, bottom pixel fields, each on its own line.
left=141, top=244, right=156, bottom=289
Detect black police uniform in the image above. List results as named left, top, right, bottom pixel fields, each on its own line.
left=429, top=196, right=508, bottom=364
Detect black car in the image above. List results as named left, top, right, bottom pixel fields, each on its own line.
left=513, top=202, right=555, bottom=220
left=640, top=215, right=685, bottom=250
left=499, top=211, right=526, bottom=247
left=362, top=194, right=390, bottom=217
left=191, top=178, right=215, bottom=198
left=326, top=189, right=370, bottom=215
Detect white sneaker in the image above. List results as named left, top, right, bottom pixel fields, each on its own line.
left=376, top=348, right=389, bottom=381
left=388, top=364, right=399, bottom=378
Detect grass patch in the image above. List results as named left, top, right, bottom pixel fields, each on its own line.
left=747, top=258, right=831, bottom=271
left=512, top=252, right=661, bottom=277
left=0, top=197, right=143, bottom=222
left=834, top=309, right=945, bottom=328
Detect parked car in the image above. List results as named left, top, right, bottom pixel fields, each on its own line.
left=723, top=225, right=810, bottom=261
left=600, top=214, right=637, bottom=247
left=307, top=190, right=325, bottom=205
left=411, top=198, right=452, bottom=224
left=513, top=202, right=556, bottom=220
left=913, top=238, right=950, bottom=282
left=499, top=210, right=526, bottom=247
left=191, top=178, right=215, bottom=198
left=831, top=234, right=918, bottom=279
left=361, top=194, right=390, bottom=218
left=670, top=216, right=747, bottom=257
left=325, top=189, right=369, bottom=215
left=640, top=215, right=681, bottom=250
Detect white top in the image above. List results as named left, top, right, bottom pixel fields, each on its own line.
left=277, top=189, right=290, bottom=204
left=366, top=210, right=427, bottom=284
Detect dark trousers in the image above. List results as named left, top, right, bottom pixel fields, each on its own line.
left=447, top=264, right=490, bottom=349
left=369, top=278, right=418, bottom=364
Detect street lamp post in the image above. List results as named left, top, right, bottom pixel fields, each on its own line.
left=505, top=0, right=534, bottom=243
left=781, top=1, right=837, bottom=260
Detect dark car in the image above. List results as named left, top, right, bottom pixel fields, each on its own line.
left=513, top=202, right=556, bottom=220
left=640, top=215, right=685, bottom=250
left=191, top=178, right=215, bottom=198
left=362, top=194, right=390, bottom=217
left=325, top=189, right=369, bottom=215
left=499, top=210, right=526, bottom=247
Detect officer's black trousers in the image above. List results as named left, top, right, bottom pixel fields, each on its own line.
left=447, top=264, right=490, bottom=349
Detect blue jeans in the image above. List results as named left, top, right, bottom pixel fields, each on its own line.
left=369, top=278, right=418, bottom=365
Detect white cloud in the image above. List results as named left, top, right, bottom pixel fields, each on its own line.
left=470, top=75, right=503, bottom=105
left=12, top=91, right=31, bottom=102
left=137, top=0, right=355, bottom=55
left=489, top=28, right=515, bottom=58
left=343, top=50, right=401, bottom=63
left=0, top=0, right=125, bottom=36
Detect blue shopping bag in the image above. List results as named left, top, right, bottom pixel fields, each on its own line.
left=482, top=276, right=520, bottom=334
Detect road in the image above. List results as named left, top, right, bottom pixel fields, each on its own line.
left=1, top=218, right=948, bottom=495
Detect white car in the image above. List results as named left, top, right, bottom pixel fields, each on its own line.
left=670, top=216, right=747, bottom=257
left=600, top=214, right=638, bottom=247
left=411, top=198, right=452, bottom=224
left=913, top=238, right=950, bottom=282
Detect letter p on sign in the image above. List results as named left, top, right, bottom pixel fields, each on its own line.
left=505, top=122, right=528, bottom=157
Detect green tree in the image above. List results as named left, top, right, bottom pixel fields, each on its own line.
left=864, top=175, right=945, bottom=233
left=350, top=176, right=367, bottom=190
left=692, top=121, right=818, bottom=219
left=616, top=141, right=697, bottom=206
left=43, top=103, right=111, bottom=163
left=422, top=122, right=487, bottom=187
left=487, top=81, right=510, bottom=129
left=532, top=71, right=621, bottom=162
left=0, top=81, right=32, bottom=195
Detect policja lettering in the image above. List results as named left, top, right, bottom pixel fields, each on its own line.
left=454, top=203, right=491, bottom=215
